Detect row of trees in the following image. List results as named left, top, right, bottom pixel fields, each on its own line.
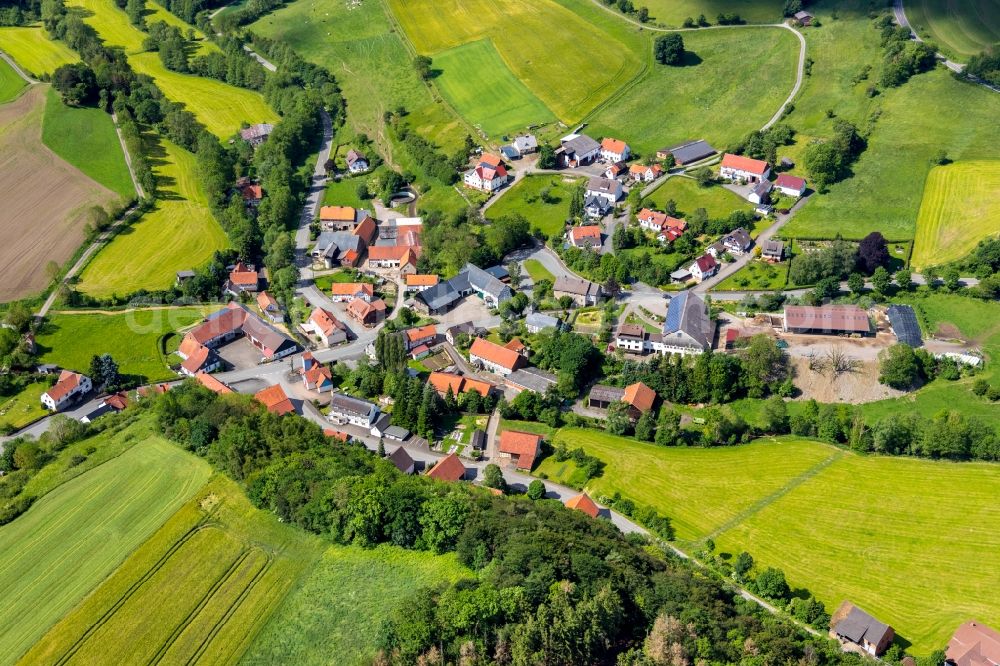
left=148, top=381, right=857, bottom=665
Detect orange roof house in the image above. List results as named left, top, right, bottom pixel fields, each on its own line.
left=469, top=337, right=525, bottom=375
left=404, top=324, right=437, bottom=348
left=720, top=153, right=770, bottom=179
left=568, top=225, right=602, bottom=248
left=319, top=205, right=356, bottom=223
left=239, top=182, right=262, bottom=202
left=428, top=371, right=492, bottom=397
left=504, top=337, right=527, bottom=355
left=352, top=215, right=377, bottom=244
left=347, top=297, right=386, bottom=326
left=427, top=452, right=466, bottom=482
left=195, top=372, right=233, bottom=394
left=330, top=282, right=373, bottom=301
left=623, top=382, right=657, bottom=415
left=180, top=345, right=218, bottom=376
left=600, top=137, right=629, bottom=158
left=254, top=384, right=295, bottom=415
left=480, top=153, right=503, bottom=168
left=498, top=430, right=543, bottom=470
left=565, top=492, right=600, bottom=518
left=405, top=274, right=439, bottom=288
left=226, top=262, right=260, bottom=294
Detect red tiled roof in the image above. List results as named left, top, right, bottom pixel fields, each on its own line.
left=353, top=216, right=377, bottom=244
left=775, top=173, right=806, bottom=190
left=504, top=337, right=526, bottom=353
left=721, top=153, right=769, bottom=175
left=601, top=137, right=628, bottom=154
left=229, top=262, right=258, bottom=286
left=947, top=621, right=1000, bottom=666
left=330, top=282, right=373, bottom=298
left=570, top=225, right=602, bottom=242
left=480, top=153, right=502, bottom=168
left=323, top=428, right=350, bottom=442
left=695, top=254, right=717, bottom=272
left=309, top=307, right=344, bottom=337
left=405, top=324, right=437, bottom=343
left=623, top=382, right=656, bottom=413
left=427, top=452, right=466, bottom=481
left=181, top=345, right=213, bottom=375
left=427, top=372, right=492, bottom=397
left=185, top=304, right=246, bottom=345
left=254, top=384, right=294, bottom=415
left=367, top=245, right=410, bottom=261
left=319, top=205, right=355, bottom=221
left=104, top=392, right=129, bottom=411
left=784, top=305, right=870, bottom=333
left=137, top=383, right=170, bottom=397
left=565, top=492, right=600, bottom=518
left=240, top=183, right=262, bottom=200
left=499, top=430, right=542, bottom=470
left=195, top=372, right=232, bottom=394
left=304, top=363, right=332, bottom=387
left=406, top=274, right=439, bottom=287
left=45, top=370, right=85, bottom=402
left=347, top=297, right=386, bottom=321
left=256, top=291, right=280, bottom=312
left=469, top=338, right=523, bottom=372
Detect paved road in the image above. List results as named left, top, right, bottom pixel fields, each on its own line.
left=110, top=111, right=145, bottom=198
left=243, top=44, right=277, bottom=72
left=0, top=49, right=37, bottom=84
left=507, top=243, right=582, bottom=282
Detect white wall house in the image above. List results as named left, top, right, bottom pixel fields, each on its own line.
left=41, top=371, right=92, bottom=412
left=600, top=137, right=631, bottom=163
left=719, top=153, right=771, bottom=182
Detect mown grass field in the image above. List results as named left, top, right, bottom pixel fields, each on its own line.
left=24, top=475, right=322, bottom=666
left=523, top=258, right=555, bottom=283
left=77, top=136, right=228, bottom=297
left=785, top=69, right=1000, bottom=240
left=646, top=175, right=751, bottom=219
left=905, top=0, right=1000, bottom=59
left=911, top=160, right=1000, bottom=268
left=0, top=55, right=25, bottom=102
left=35, top=306, right=211, bottom=382
left=67, top=0, right=277, bottom=137
left=0, top=27, right=78, bottom=76
left=245, top=545, right=470, bottom=664
left=387, top=0, right=644, bottom=123
left=585, top=27, right=799, bottom=156
left=713, top=258, right=789, bottom=290
left=432, top=39, right=556, bottom=136
left=538, top=426, right=1000, bottom=652
left=485, top=174, right=582, bottom=238
left=41, top=87, right=134, bottom=199
left=0, top=381, right=49, bottom=430
left=0, top=434, right=210, bottom=663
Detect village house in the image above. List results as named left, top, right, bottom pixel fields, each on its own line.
left=585, top=176, right=623, bottom=206
left=177, top=303, right=298, bottom=373
left=614, top=292, right=713, bottom=356
left=240, top=123, right=273, bottom=147
left=567, top=225, right=603, bottom=249
left=761, top=239, right=785, bottom=262
left=689, top=254, right=719, bottom=283
left=505, top=366, right=558, bottom=394
left=525, top=312, right=560, bottom=333
left=311, top=231, right=365, bottom=269
left=946, top=620, right=1000, bottom=666
left=404, top=274, right=439, bottom=293
left=565, top=492, right=600, bottom=518
left=330, top=282, right=374, bottom=303
left=793, top=9, right=814, bottom=24
left=41, top=370, right=92, bottom=412
left=747, top=179, right=773, bottom=205
left=774, top=173, right=807, bottom=197
left=256, top=291, right=283, bottom=324
left=367, top=245, right=418, bottom=273
left=637, top=208, right=686, bottom=237
left=178, top=340, right=222, bottom=376
left=328, top=392, right=380, bottom=428
left=720, top=153, right=771, bottom=182
left=443, top=322, right=477, bottom=345
left=599, top=137, right=631, bottom=163
left=254, top=384, right=295, bottom=416
left=319, top=206, right=374, bottom=232
left=658, top=139, right=717, bottom=165
left=195, top=372, right=233, bottom=395
left=513, top=134, right=538, bottom=155
left=415, top=281, right=462, bottom=315
left=301, top=353, right=333, bottom=392
left=629, top=163, right=663, bottom=182
left=404, top=324, right=437, bottom=351
left=303, top=307, right=349, bottom=347
left=345, top=149, right=368, bottom=174
left=498, top=430, right=543, bottom=470
left=428, top=371, right=492, bottom=397
left=584, top=195, right=613, bottom=219
left=783, top=305, right=871, bottom=336
left=587, top=381, right=657, bottom=421
left=223, top=262, right=260, bottom=296
left=388, top=446, right=416, bottom=475
left=452, top=263, right=513, bottom=308
left=469, top=337, right=526, bottom=376
left=504, top=337, right=527, bottom=357
left=553, top=275, right=603, bottom=306
left=722, top=228, right=754, bottom=255
left=427, top=452, right=467, bottom=481
left=464, top=153, right=509, bottom=193
left=384, top=425, right=410, bottom=442
left=829, top=602, right=894, bottom=657
left=347, top=297, right=387, bottom=327
left=604, top=161, right=628, bottom=181
left=556, top=133, right=601, bottom=168
left=239, top=181, right=262, bottom=208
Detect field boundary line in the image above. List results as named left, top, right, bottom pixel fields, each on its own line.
left=148, top=546, right=253, bottom=665
left=183, top=549, right=274, bottom=665
left=701, top=448, right=845, bottom=543
left=53, top=521, right=214, bottom=666
left=0, top=49, right=38, bottom=85
left=110, top=111, right=145, bottom=198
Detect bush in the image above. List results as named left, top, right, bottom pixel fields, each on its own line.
left=654, top=34, right=685, bottom=67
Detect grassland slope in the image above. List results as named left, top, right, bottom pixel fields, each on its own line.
left=0, top=27, right=78, bottom=76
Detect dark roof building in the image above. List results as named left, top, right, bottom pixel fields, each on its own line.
left=887, top=305, right=923, bottom=347
left=505, top=367, right=558, bottom=394
left=830, top=602, right=894, bottom=656
left=388, top=446, right=415, bottom=474
left=661, top=291, right=713, bottom=353
left=416, top=281, right=462, bottom=314
left=661, top=139, right=717, bottom=165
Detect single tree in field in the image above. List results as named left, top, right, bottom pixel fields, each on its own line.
left=733, top=551, right=754, bottom=579
left=654, top=33, right=685, bottom=65
left=413, top=55, right=433, bottom=80
left=856, top=231, right=890, bottom=274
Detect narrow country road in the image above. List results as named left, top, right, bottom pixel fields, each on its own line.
left=110, top=111, right=145, bottom=198
left=0, top=49, right=37, bottom=84
left=243, top=44, right=277, bottom=72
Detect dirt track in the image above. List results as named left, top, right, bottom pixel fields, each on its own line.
left=0, top=86, right=118, bottom=302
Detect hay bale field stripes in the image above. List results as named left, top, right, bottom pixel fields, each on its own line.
left=911, top=160, right=1000, bottom=268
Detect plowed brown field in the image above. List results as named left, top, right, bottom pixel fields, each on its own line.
left=0, top=86, right=118, bottom=301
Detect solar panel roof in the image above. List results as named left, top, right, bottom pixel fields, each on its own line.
left=887, top=305, right=922, bottom=347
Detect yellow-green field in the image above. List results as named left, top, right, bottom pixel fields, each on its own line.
left=22, top=475, right=322, bottom=666
left=388, top=0, right=644, bottom=123
left=0, top=435, right=211, bottom=663
left=0, top=27, right=78, bottom=76
left=67, top=0, right=277, bottom=137
left=78, top=136, right=228, bottom=297
left=911, top=160, right=1000, bottom=268
left=537, top=427, right=1000, bottom=652
left=905, top=0, right=1000, bottom=59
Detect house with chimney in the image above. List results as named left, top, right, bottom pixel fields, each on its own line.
left=41, top=370, right=92, bottom=412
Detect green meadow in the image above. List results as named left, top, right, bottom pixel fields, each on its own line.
left=0, top=27, right=78, bottom=76
left=905, top=0, right=1000, bottom=59
left=0, top=56, right=25, bottom=103
left=485, top=174, right=583, bottom=238
left=646, top=175, right=751, bottom=219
